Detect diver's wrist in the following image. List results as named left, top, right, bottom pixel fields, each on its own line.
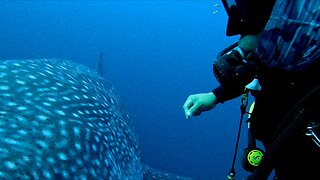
left=238, top=34, right=261, bottom=51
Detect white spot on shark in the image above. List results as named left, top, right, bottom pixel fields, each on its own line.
left=0, top=85, right=9, bottom=91
left=47, top=97, right=57, bottom=102
left=13, top=63, right=22, bottom=67
left=4, top=161, right=17, bottom=170
left=37, top=115, right=48, bottom=121
left=28, top=75, right=37, bottom=79
left=72, top=113, right=80, bottom=118
left=0, top=72, right=7, bottom=78
left=56, top=82, right=63, bottom=87
left=74, top=95, right=81, bottom=100
left=42, top=129, right=53, bottom=138
left=73, top=127, right=80, bottom=137
left=43, top=102, right=52, bottom=106
left=36, top=140, right=48, bottom=149
left=47, top=157, right=56, bottom=165
left=55, top=110, right=66, bottom=116
left=17, top=106, right=27, bottom=111
left=45, top=70, right=54, bottom=75
left=22, top=156, right=30, bottom=162
left=42, top=170, right=52, bottom=179
left=0, top=65, right=7, bottom=69
left=17, top=130, right=28, bottom=136
left=6, top=101, right=17, bottom=106
left=4, top=138, right=19, bottom=145
left=25, top=92, right=33, bottom=97
left=62, top=96, right=71, bottom=101
left=75, top=143, right=82, bottom=151
left=16, top=79, right=26, bottom=85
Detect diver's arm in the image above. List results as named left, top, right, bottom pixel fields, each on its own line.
left=212, top=34, right=259, bottom=103
left=184, top=35, right=259, bottom=117
left=183, top=84, right=243, bottom=118
left=183, top=0, right=274, bottom=118
left=183, top=85, right=244, bottom=118
left=212, top=85, right=243, bottom=103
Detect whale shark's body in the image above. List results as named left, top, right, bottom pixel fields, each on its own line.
left=0, top=59, right=191, bottom=179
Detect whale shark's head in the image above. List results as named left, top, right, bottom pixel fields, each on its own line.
left=0, top=59, right=142, bottom=179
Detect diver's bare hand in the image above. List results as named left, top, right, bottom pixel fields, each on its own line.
left=183, top=92, right=218, bottom=119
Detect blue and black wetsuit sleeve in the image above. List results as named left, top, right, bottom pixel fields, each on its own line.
left=226, top=0, right=276, bottom=36
left=212, top=85, right=243, bottom=103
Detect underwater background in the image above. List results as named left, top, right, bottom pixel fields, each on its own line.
left=0, top=1, right=252, bottom=179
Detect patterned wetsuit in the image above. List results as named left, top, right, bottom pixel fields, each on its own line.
left=213, top=0, right=320, bottom=179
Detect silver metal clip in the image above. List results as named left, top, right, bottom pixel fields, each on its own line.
left=305, top=122, right=320, bottom=148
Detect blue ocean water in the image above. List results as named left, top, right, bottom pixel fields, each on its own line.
left=0, top=1, right=253, bottom=179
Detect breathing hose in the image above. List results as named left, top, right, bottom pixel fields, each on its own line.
left=247, top=84, right=320, bottom=179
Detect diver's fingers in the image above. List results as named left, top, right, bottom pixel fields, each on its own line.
left=183, top=95, right=196, bottom=119
left=188, top=101, right=202, bottom=117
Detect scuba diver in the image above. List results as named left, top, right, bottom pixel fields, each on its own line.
left=183, top=0, right=320, bottom=179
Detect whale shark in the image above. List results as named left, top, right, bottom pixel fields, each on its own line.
left=0, top=59, right=192, bottom=179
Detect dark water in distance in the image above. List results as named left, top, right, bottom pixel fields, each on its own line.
left=0, top=1, right=253, bottom=179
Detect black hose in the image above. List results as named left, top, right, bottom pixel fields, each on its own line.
left=247, top=84, right=320, bottom=179
left=227, top=92, right=249, bottom=179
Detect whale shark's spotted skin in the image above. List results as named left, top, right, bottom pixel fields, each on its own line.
left=0, top=59, right=142, bottom=179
